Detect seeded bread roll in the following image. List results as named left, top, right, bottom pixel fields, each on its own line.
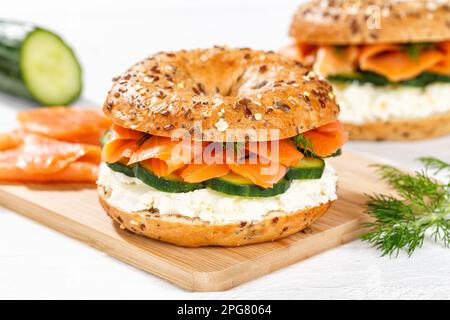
left=103, top=47, right=340, bottom=142
left=344, top=111, right=450, bottom=141
left=98, top=186, right=332, bottom=247
left=290, top=0, right=450, bottom=45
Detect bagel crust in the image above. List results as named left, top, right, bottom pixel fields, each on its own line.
left=344, top=111, right=450, bottom=141
left=98, top=187, right=333, bottom=247
left=103, top=47, right=340, bottom=142
left=290, top=0, right=450, bottom=45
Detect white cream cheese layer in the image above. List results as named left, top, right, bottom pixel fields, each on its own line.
left=97, top=163, right=338, bottom=225
left=333, top=82, right=450, bottom=125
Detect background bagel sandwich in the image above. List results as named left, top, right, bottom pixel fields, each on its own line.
left=98, top=47, right=348, bottom=247
left=282, top=0, right=450, bottom=141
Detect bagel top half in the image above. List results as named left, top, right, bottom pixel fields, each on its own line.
left=103, top=47, right=340, bottom=142
left=290, top=0, right=450, bottom=45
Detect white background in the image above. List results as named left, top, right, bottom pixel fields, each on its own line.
left=1, top=0, right=450, bottom=299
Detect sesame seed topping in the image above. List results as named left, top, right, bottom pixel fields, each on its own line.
left=214, top=118, right=229, bottom=132
left=202, top=110, right=212, bottom=118
left=213, top=97, right=223, bottom=107
left=163, top=124, right=174, bottom=131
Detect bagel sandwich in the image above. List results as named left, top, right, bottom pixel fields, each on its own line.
left=282, top=0, right=450, bottom=140
left=98, top=47, right=348, bottom=247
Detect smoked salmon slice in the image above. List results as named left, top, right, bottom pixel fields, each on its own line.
left=128, top=136, right=193, bottom=176
left=286, top=42, right=450, bottom=80
left=0, top=130, right=23, bottom=151
left=302, top=121, right=348, bottom=157
left=228, top=155, right=287, bottom=188
left=180, top=163, right=230, bottom=183
left=280, top=43, right=317, bottom=66
left=314, top=46, right=359, bottom=76
left=110, top=124, right=144, bottom=141
left=102, top=139, right=138, bottom=164
left=101, top=124, right=146, bottom=163
left=429, top=41, right=450, bottom=75
left=359, top=44, right=444, bottom=82
left=143, top=158, right=186, bottom=177
left=0, top=133, right=100, bottom=182
left=128, top=136, right=191, bottom=164
left=17, top=107, right=112, bottom=145
left=246, top=139, right=303, bottom=167
left=0, top=161, right=98, bottom=183
left=358, top=44, right=401, bottom=64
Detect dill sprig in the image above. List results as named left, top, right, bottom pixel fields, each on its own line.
left=417, top=157, right=450, bottom=176
left=291, top=134, right=341, bottom=158
left=292, top=134, right=317, bottom=158
left=403, top=43, right=436, bottom=60
left=362, top=157, right=450, bottom=257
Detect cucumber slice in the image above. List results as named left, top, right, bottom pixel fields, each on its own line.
left=133, top=163, right=204, bottom=193
left=329, top=71, right=450, bottom=87
left=0, top=20, right=82, bottom=105
left=107, top=162, right=134, bottom=178
left=286, top=157, right=325, bottom=180
left=327, top=148, right=342, bottom=157
left=205, top=172, right=292, bottom=197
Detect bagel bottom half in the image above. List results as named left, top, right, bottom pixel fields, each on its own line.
left=98, top=187, right=333, bottom=247
left=343, top=111, right=450, bottom=141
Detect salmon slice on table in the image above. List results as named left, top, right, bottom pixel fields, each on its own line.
left=0, top=133, right=100, bottom=183
left=302, top=121, right=348, bottom=157
left=0, top=161, right=98, bottom=183
left=0, top=130, right=23, bottom=151
left=17, top=107, right=112, bottom=145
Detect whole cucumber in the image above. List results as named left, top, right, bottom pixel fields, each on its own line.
left=0, top=20, right=82, bottom=105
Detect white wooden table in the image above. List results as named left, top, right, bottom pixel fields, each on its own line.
left=1, top=0, right=449, bottom=299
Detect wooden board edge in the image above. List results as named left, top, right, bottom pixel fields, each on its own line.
left=0, top=188, right=199, bottom=291
left=187, top=218, right=369, bottom=292
left=0, top=187, right=371, bottom=292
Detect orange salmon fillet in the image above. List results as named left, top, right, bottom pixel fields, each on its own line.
left=0, top=133, right=100, bottom=183
left=287, top=42, right=450, bottom=81
left=17, top=107, right=111, bottom=145
left=303, top=121, right=348, bottom=157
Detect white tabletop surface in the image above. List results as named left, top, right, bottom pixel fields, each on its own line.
left=1, top=0, right=450, bottom=300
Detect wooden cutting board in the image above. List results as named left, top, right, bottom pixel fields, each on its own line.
left=0, top=152, right=384, bottom=291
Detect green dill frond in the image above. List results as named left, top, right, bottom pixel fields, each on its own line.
left=370, top=163, right=446, bottom=207
left=403, top=43, right=436, bottom=60
left=362, top=157, right=450, bottom=257
left=417, top=157, right=450, bottom=176
left=292, top=134, right=317, bottom=157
